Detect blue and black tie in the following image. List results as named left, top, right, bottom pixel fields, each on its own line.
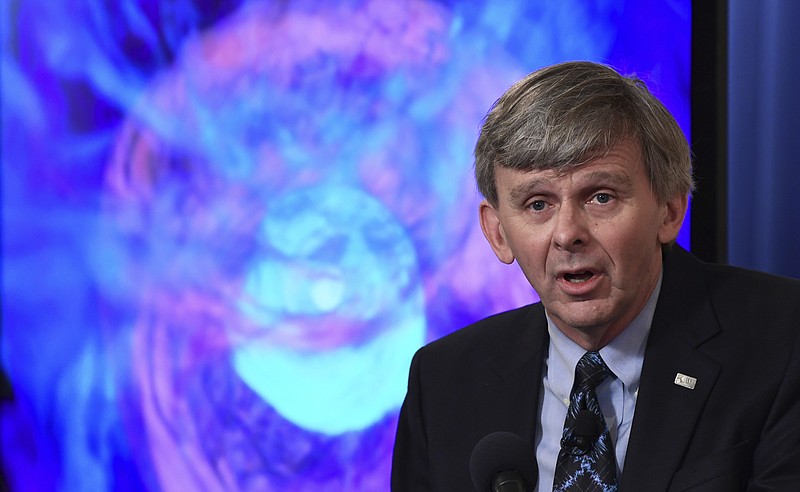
left=553, top=351, right=618, bottom=492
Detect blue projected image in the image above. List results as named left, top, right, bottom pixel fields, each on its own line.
left=1, top=0, right=690, bottom=490
left=235, top=184, right=426, bottom=435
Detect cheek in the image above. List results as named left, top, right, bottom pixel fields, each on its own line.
left=605, top=224, right=663, bottom=275
left=519, top=264, right=551, bottom=298
left=507, top=222, right=548, bottom=253
left=607, top=211, right=659, bottom=243
left=508, top=236, right=551, bottom=281
left=514, top=249, right=544, bottom=275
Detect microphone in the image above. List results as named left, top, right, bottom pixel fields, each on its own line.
left=469, top=431, right=537, bottom=492
left=561, top=409, right=601, bottom=455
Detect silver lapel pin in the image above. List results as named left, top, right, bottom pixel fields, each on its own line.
left=674, top=372, right=697, bottom=390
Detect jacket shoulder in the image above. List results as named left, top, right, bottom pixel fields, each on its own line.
left=420, top=303, right=544, bottom=359
left=407, top=303, right=546, bottom=389
left=664, top=246, right=800, bottom=318
left=701, top=260, right=800, bottom=318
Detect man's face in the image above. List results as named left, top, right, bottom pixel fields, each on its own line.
left=479, top=139, right=687, bottom=348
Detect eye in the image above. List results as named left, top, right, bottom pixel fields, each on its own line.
left=593, top=193, right=612, bottom=204
left=528, top=200, right=547, bottom=211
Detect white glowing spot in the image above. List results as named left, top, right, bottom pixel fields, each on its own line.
left=310, top=277, right=344, bottom=311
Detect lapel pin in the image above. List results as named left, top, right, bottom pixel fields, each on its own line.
left=674, top=373, right=697, bottom=390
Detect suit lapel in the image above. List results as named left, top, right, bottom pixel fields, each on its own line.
left=473, top=303, right=549, bottom=447
left=620, top=247, right=722, bottom=491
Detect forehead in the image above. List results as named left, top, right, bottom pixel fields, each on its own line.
left=496, top=139, right=646, bottom=200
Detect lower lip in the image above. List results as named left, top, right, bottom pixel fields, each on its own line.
left=558, top=274, right=601, bottom=297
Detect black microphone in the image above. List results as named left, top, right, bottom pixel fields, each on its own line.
left=561, top=409, right=601, bottom=455
left=469, top=431, right=537, bottom=492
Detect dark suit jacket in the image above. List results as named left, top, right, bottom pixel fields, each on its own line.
left=391, top=246, right=800, bottom=491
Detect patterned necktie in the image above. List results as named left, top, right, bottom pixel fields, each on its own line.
left=553, top=351, right=618, bottom=492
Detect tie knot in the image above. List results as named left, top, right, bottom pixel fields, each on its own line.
left=575, top=351, right=611, bottom=391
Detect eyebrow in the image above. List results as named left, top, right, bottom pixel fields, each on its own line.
left=505, top=169, right=635, bottom=204
left=507, top=177, right=552, bottom=203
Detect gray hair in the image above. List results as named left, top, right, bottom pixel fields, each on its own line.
left=474, top=61, right=694, bottom=206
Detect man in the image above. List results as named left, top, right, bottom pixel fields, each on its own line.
left=391, top=61, right=800, bottom=491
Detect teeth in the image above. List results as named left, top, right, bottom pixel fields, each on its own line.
left=565, top=272, right=592, bottom=283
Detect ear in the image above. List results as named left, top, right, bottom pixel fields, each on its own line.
left=657, top=193, right=689, bottom=244
left=479, top=199, right=515, bottom=264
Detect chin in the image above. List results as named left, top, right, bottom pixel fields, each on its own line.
left=551, top=302, right=614, bottom=332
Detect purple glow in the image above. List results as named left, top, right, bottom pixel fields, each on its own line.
left=1, top=0, right=690, bottom=490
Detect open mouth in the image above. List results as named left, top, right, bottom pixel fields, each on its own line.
left=564, top=271, right=594, bottom=283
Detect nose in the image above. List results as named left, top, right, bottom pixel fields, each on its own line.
left=552, top=202, right=589, bottom=251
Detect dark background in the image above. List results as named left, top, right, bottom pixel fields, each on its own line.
left=692, top=0, right=800, bottom=279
